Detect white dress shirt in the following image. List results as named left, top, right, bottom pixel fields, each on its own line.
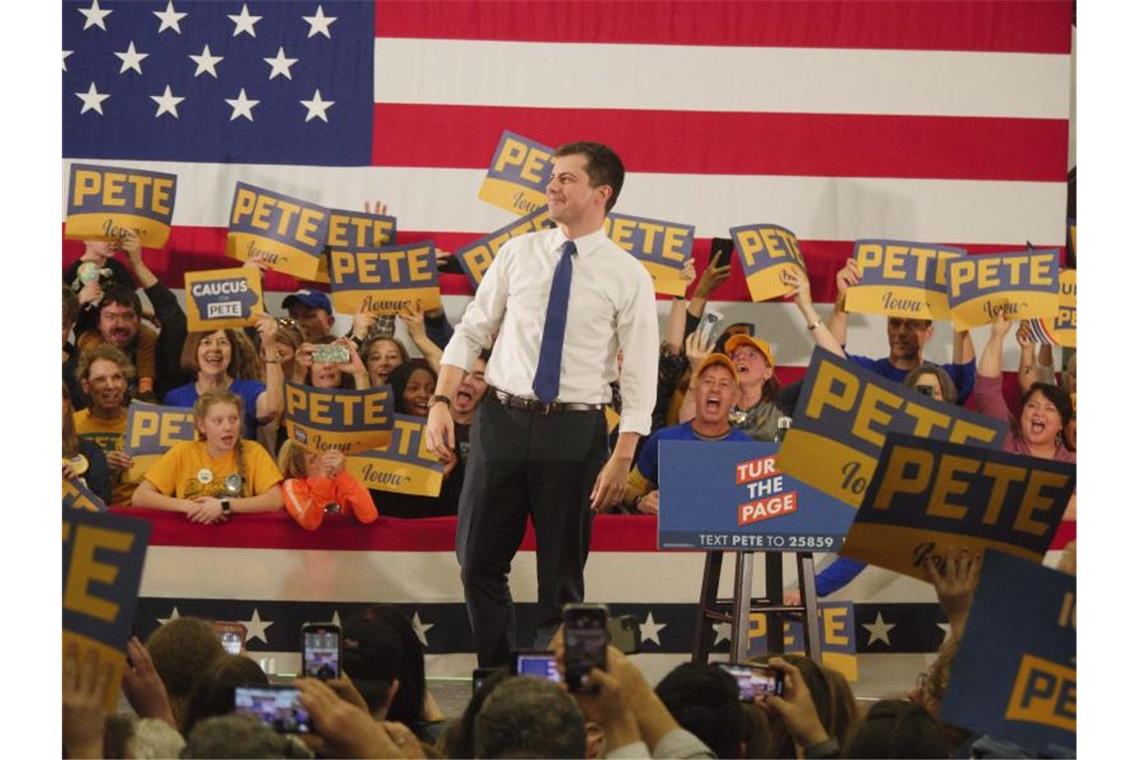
left=441, top=226, right=659, bottom=435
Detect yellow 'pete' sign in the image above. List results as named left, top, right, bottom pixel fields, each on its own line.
left=184, top=268, right=264, bottom=332
left=729, top=223, right=806, bottom=302
left=948, top=249, right=1060, bottom=330
left=65, top=163, right=177, bottom=247
left=844, top=240, right=964, bottom=321
left=455, top=206, right=551, bottom=288
left=123, top=402, right=197, bottom=482
left=840, top=434, right=1075, bottom=581
left=328, top=242, right=442, bottom=316
left=345, top=414, right=445, bottom=497
left=478, top=130, right=554, bottom=216
left=776, top=349, right=1008, bottom=508
left=311, top=207, right=399, bottom=283
left=285, top=382, right=394, bottom=453
left=226, top=182, right=330, bottom=280
left=604, top=212, right=694, bottom=297
left=1024, top=269, right=1076, bottom=348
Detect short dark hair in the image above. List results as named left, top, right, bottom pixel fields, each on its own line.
left=655, top=663, right=744, bottom=760
left=474, top=676, right=587, bottom=758
left=99, top=283, right=143, bottom=317
left=844, top=699, right=949, bottom=759
left=1023, top=382, right=1074, bottom=429
left=63, top=285, right=80, bottom=326
left=183, top=654, right=269, bottom=734
left=554, top=142, right=625, bottom=212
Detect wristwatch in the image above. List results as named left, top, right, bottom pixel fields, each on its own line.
left=430, top=394, right=452, bottom=409
left=221, top=499, right=232, bottom=516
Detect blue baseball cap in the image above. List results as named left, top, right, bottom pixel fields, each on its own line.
left=282, top=289, right=332, bottom=313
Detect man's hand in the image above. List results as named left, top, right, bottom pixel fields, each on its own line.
left=425, top=401, right=455, bottom=462
left=754, top=657, right=830, bottom=749
left=63, top=643, right=113, bottom=760
left=297, top=677, right=423, bottom=759
left=118, top=228, right=142, bottom=261
left=924, top=549, right=982, bottom=639
left=352, top=302, right=377, bottom=341
left=683, top=330, right=714, bottom=373
left=694, top=261, right=731, bottom=299
left=122, top=636, right=177, bottom=729
left=635, top=490, right=660, bottom=515
left=77, top=280, right=103, bottom=308
left=590, top=453, right=632, bottom=511
left=187, top=497, right=226, bottom=524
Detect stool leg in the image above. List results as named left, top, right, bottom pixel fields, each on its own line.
left=798, top=552, right=822, bottom=664
left=732, top=551, right=754, bottom=663
left=765, top=552, right=784, bottom=655
left=691, top=552, right=723, bottom=664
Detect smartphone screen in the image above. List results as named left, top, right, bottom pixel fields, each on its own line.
left=212, top=622, right=247, bottom=656
left=513, top=651, right=562, bottom=684
left=312, top=344, right=350, bottom=365
left=302, top=623, right=341, bottom=680
left=709, top=237, right=733, bottom=269
left=563, top=604, right=608, bottom=693
left=233, top=685, right=311, bottom=734
left=718, top=663, right=785, bottom=700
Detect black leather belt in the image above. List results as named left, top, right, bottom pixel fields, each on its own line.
left=491, top=386, right=605, bottom=414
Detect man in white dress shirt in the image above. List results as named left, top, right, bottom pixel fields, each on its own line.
left=426, top=142, right=659, bottom=666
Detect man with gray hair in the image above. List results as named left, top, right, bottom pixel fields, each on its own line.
left=474, top=676, right=587, bottom=759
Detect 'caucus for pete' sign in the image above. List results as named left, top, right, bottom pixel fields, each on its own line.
left=604, top=212, right=694, bottom=297
left=328, top=242, right=441, bottom=315
left=844, top=240, right=964, bottom=321
left=729, top=223, right=806, bottom=302
left=226, top=182, right=330, bottom=280
left=285, top=382, right=394, bottom=453
left=345, top=414, right=446, bottom=498
left=948, top=249, right=1060, bottom=330
left=776, top=349, right=1008, bottom=508
left=65, top=163, right=177, bottom=247
left=478, top=131, right=554, bottom=216
left=184, top=268, right=264, bottom=332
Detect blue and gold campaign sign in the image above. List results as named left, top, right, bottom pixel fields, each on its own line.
left=184, top=268, right=264, bottom=332
left=941, top=552, right=1075, bottom=755
left=226, top=182, right=329, bottom=280
left=345, top=414, right=445, bottom=497
left=312, top=207, right=399, bottom=283
left=840, top=434, right=1075, bottom=581
left=285, top=382, right=394, bottom=453
left=63, top=475, right=108, bottom=512
left=777, top=349, right=1008, bottom=508
left=748, top=602, right=859, bottom=682
left=123, top=401, right=197, bottom=482
left=65, top=163, right=177, bottom=247
left=604, top=212, right=694, bottom=296
left=455, top=206, right=551, bottom=288
left=478, top=130, right=555, bottom=216
left=63, top=507, right=151, bottom=709
left=844, top=240, right=965, bottom=321
left=658, top=441, right=853, bottom=551
left=1024, top=268, right=1076, bottom=349
left=729, top=223, right=807, bottom=303
left=328, top=241, right=442, bottom=316
left=948, top=249, right=1060, bottom=330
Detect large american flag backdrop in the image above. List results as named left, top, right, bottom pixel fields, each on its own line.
left=65, top=1, right=1073, bottom=690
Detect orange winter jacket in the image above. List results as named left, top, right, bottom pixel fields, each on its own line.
left=282, top=472, right=378, bottom=531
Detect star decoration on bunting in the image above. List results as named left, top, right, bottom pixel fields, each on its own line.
left=243, top=609, right=274, bottom=644
left=411, top=612, right=434, bottom=648
left=264, top=47, right=299, bottom=80
left=302, top=5, right=338, bottom=38
left=329, top=610, right=342, bottom=627
left=76, top=82, right=110, bottom=115
left=189, top=44, right=223, bottom=78
left=936, top=622, right=953, bottom=646
left=153, top=1, right=187, bottom=35
left=713, top=621, right=733, bottom=647
left=151, top=85, right=185, bottom=118
left=228, top=4, right=262, bottom=38
left=225, top=88, right=259, bottom=121
left=639, top=611, right=666, bottom=647
left=300, top=89, right=334, bottom=122
left=157, top=606, right=181, bottom=626
left=115, top=42, right=149, bottom=75
left=78, top=0, right=112, bottom=32
left=62, top=50, right=73, bottom=71
left=862, top=611, right=896, bottom=647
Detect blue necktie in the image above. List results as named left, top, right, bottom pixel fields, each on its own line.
left=532, top=240, right=576, bottom=403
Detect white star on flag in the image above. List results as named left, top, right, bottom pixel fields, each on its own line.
left=300, top=89, right=334, bottom=123
left=243, top=609, right=274, bottom=644
left=228, top=4, right=262, bottom=38
left=862, top=611, right=896, bottom=647
left=189, top=44, right=223, bottom=78
left=157, top=606, right=181, bottom=626
left=225, top=88, right=260, bottom=122
left=76, top=82, right=110, bottom=115
left=302, top=5, right=338, bottom=38
left=264, top=47, right=299, bottom=80
left=62, top=50, right=73, bottom=72
left=78, top=0, right=112, bottom=31
left=153, top=1, right=187, bottom=35
left=114, top=42, right=149, bottom=75
left=411, top=612, right=434, bottom=647
left=639, top=611, right=666, bottom=647
left=713, top=621, right=733, bottom=647
left=151, top=85, right=185, bottom=118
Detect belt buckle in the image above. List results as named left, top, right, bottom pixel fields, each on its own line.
left=536, top=400, right=554, bottom=414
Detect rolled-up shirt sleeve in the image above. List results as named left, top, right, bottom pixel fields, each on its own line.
left=615, top=267, right=659, bottom=436
left=440, top=243, right=513, bottom=372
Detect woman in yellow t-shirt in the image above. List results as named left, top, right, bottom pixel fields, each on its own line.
left=132, top=389, right=284, bottom=524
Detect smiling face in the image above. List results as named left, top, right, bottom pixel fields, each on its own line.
left=1020, top=389, right=1064, bottom=448
left=402, top=368, right=436, bottom=417
left=81, top=358, right=127, bottom=415
left=367, top=339, right=404, bottom=386
left=453, top=358, right=489, bottom=415
left=694, top=364, right=739, bottom=427
left=887, top=318, right=933, bottom=363
left=196, top=331, right=233, bottom=378
left=99, top=301, right=139, bottom=349
left=546, top=153, right=609, bottom=230
left=197, top=400, right=242, bottom=452
left=730, top=344, right=773, bottom=388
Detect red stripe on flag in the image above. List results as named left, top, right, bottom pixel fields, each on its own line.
left=374, top=1, right=1071, bottom=54
left=372, top=105, right=1068, bottom=182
